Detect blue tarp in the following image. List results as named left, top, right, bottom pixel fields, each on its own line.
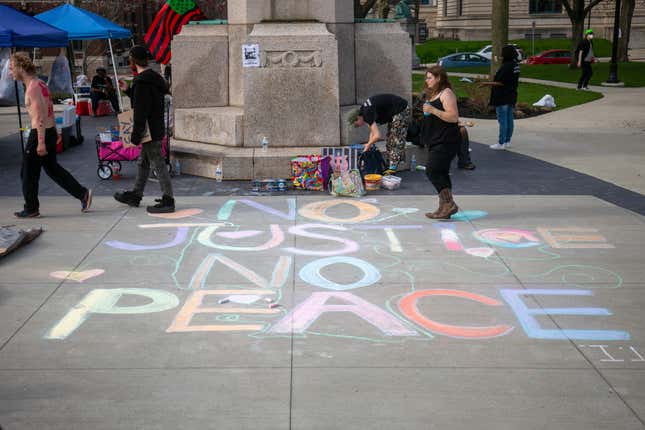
left=0, top=4, right=68, bottom=47
left=35, top=4, right=132, bottom=40
left=0, top=26, right=12, bottom=48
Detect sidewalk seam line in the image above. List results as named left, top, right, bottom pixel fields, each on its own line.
left=0, top=208, right=130, bottom=354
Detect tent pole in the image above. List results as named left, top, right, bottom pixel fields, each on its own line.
left=15, top=80, right=24, bottom=155
left=66, top=43, right=76, bottom=91
left=108, top=38, right=122, bottom=112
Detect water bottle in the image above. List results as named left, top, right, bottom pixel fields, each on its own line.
left=174, top=159, right=181, bottom=176
left=261, top=136, right=269, bottom=152
left=410, top=154, right=417, bottom=172
left=215, top=163, right=223, bottom=182
left=423, top=101, right=432, bottom=117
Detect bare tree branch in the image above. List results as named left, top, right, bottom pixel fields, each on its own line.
left=583, top=0, right=605, bottom=14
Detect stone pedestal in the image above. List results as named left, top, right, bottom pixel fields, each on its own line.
left=355, top=23, right=412, bottom=103
left=243, top=24, right=340, bottom=148
left=171, top=2, right=412, bottom=179
left=172, top=25, right=229, bottom=108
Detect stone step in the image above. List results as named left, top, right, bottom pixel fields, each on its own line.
left=171, top=138, right=427, bottom=180
left=171, top=139, right=253, bottom=180
left=174, top=107, right=244, bottom=147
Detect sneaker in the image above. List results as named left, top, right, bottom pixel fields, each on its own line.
left=458, top=162, right=476, bottom=170
left=114, top=190, right=142, bottom=207
left=489, top=143, right=506, bottom=150
left=14, top=209, right=40, bottom=218
left=582, top=86, right=589, bottom=90
left=81, top=188, right=92, bottom=213
left=147, top=195, right=175, bottom=214
left=504, top=142, right=512, bottom=149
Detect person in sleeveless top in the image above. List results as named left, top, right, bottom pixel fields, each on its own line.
left=421, top=66, right=461, bottom=219
left=10, top=53, right=92, bottom=218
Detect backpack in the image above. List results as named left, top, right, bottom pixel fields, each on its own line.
left=358, top=146, right=387, bottom=177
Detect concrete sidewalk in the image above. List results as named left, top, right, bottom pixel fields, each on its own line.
left=1, top=72, right=644, bottom=429
left=0, top=195, right=644, bottom=429
left=414, top=71, right=645, bottom=195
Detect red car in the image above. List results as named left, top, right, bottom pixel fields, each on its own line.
left=526, top=49, right=596, bottom=65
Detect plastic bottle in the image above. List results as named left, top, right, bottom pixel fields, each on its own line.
left=261, top=136, right=269, bottom=152
left=410, top=154, right=417, bottom=172
left=174, top=159, right=181, bottom=176
left=423, top=101, right=432, bottom=117
left=215, top=163, right=223, bottom=182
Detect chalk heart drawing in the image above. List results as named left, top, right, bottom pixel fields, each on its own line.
left=148, top=208, right=204, bottom=220
left=50, top=269, right=105, bottom=283
left=452, top=210, right=488, bottom=222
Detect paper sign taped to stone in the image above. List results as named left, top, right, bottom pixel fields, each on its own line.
left=242, top=44, right=260, bottom=68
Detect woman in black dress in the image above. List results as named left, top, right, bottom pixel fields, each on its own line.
left=422, top=65, right=461, bottom=219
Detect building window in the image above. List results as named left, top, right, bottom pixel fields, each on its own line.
left=458, top=0, right=463, bottom=15
left=443, top=0, right=447, bottom=16
left=529, top=0, right=562, bottom=13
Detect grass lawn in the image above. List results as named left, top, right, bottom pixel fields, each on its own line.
left=412, top=74, right=603, bottom=111
left=441, top=62, right=645, bottom=87
left=416, top=38, right=612, bottom=64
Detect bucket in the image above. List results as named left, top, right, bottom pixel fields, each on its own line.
left=364, top=174, right=382, bottom=191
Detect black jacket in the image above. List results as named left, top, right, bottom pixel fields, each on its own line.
left=125, top=69, right=169, bottom=144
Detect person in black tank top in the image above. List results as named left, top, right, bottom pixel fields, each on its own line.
left=422, top=66, right=461, bottom=219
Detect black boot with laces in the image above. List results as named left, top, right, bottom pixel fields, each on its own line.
left=147, top=195, right=175, bottom=214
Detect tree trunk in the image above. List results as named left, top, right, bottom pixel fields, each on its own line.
left=413, top=0, right=422, bottom=42
left=563, top=0, right=606, bottom=67
left=618, top=0, right=635, bottom=61
left=491, top=0, right=509, bottom=76
left=570, top=17, right=585, bottom=67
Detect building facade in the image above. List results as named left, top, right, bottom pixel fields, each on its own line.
left=432, top=0, right=645, bottom=48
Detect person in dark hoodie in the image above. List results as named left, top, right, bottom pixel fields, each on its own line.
left=576, top=29, right=595, bottom=90
left=479, top=45, right=520, bottom=150
left=114, top=45, right=174, bottom=213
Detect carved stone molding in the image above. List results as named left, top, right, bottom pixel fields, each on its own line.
left=261, top=50, right=323, bottom=68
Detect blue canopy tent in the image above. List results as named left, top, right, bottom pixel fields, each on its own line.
left=0, top=26, right=12, bottom=48
left=0, top=4, right=69, bottom=48
left=36, top=4, right=133, bottom=111
left=0, top=4, right=69, bottom=154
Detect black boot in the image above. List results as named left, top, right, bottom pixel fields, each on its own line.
left=114, top=190, right=142, bottom=207
left=147, top=195, right=175, bottom=214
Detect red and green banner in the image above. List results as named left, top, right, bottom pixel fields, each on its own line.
left=144, top=0, right=205, bottom=65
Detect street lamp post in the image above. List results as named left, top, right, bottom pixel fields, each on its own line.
left=606, top=0, right=621, bottom=84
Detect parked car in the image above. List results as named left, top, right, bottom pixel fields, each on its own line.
left=438, top=52, right=491, bottom=68
left=525, top=49, right=595, bottom=65
left=476, top=44, right=524, bottom=61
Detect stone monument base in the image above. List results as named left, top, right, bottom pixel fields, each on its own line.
left=171, top=138, right=426, bottom=180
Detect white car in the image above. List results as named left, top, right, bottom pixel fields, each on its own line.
left=476, top=44, right=523, bottom=61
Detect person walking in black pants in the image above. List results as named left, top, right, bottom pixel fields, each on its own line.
left=577, top=29, right=595, bottom=90
left=114, top=46, right=175, bottom=214
left=10, top=53, right=92, bottom=218
left=422, top=65, right=461, bottom=220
